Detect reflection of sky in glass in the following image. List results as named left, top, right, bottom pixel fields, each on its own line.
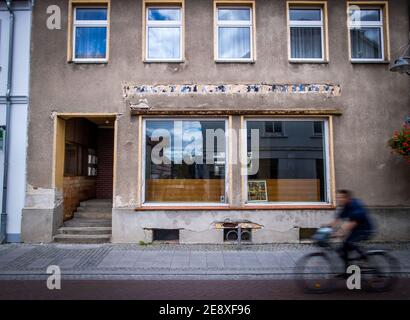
left=76, top=8, right=107, bottom=20
left=148, top=8, right=180, bottom=21
left=75, top=27, right=107, bottom=59
left=218, top=8, right=251, bottom=21
left=290, top=9, right=321, bottom=21
left=219, top=27, right=251, bottom=59
left=146, top=121, right=225, bottom=162
left=148, top=27, right=180, bottom=59
left=350, top=9, right=380, bottom=22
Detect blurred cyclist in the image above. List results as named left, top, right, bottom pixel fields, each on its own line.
left=330, top=190, right=375, bottom=276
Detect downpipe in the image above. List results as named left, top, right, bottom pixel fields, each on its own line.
left=0, top=0, right=14, bottom=244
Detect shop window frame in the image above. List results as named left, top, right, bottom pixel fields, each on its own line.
left=141, top=118, right=230, bottom=207
left=243, top=117, right=333, bottom=206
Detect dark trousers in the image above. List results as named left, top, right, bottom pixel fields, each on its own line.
left=338, top=230, right=372, bottom=271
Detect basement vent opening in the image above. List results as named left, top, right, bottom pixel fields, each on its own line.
left=223, top=228, right=252, bottom=242
left=152, top=229, right=180, bottom=242
left=299, top=228, right=318, bottom=241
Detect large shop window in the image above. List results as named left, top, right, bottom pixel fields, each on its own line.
left=144, top=120, right=227, bottom=204
left=246, top=120, right=329, bottom=204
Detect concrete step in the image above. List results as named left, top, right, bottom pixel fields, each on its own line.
left=80, top=199, right=112, bottom=208
left=64, top=218, right=112, bottom=228
left=53, top=234, right=111, bottom=244
left=57, top=227, right=112, bottom=235
left=77, top=206, right=113, bottom=213
left=74, top=211, right=112, bottom=220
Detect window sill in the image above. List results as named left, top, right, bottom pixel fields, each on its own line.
left=243, top=204, right=336, bottom=210
left=289, top=60, right=328, bottom=64
left=350, top=60, right=390, bottom=64
left=136, top=205, right=231, bottom=211
left=215, top=60, right=255, bottom=64
left=135, top=204, right=336, bottom=211
left=143, top=60, right=185, bottom=64
left=69, top=60, right=108, bottom=65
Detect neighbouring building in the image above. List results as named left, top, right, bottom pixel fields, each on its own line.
left=0, top=0, right=32, bottom=243
left=22, top=0, right=410, bottom=244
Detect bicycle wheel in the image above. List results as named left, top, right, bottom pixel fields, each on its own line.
left=294, top=252, right=335, bottom=294
left=362, top=251, right=400, bottom=292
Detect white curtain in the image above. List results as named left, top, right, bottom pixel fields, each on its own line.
left=290, top=27, right=322, bottom=59
left=218, top=27, right=251, bottom=59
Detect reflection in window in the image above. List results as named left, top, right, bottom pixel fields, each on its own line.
left=349, top=7, right=384, bottom=60
left=247, top=120, right=327, bottom=203
left=146, top=7, right=182, bottom=60
left=73, top=7, right=108, bottom=60
left=216, top=7, right=253, bottom=60
left=145, top=120, right=226, bottom=203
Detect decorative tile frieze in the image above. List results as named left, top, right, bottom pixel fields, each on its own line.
left=123, top=83, right=342, bottom=98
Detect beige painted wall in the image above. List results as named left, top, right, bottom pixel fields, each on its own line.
left=27, top=0, right=410, bottom=210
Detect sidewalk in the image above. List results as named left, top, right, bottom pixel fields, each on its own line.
left=0, top=243, right=409, bottom=280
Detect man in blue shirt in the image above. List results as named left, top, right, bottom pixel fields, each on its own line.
left=331, top=190, right=375, bottom=273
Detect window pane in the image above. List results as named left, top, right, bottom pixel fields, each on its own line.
left=75, top=27, right=107, bottom=59
left=218, top=8, right=251, bottom=21
left=76, top=8, right=107, bottom=20
left=313, top=121, right=323, bottom=135
left=219, top=27, right=251, bottom=59
left=247, top=121, right=326, bottom=202
left=290, top=9, right=321, bottom=21
left=351, top=27, right=382, bottom=59
left=349, top=9, right=381, bottom=22
left=148, top=8, right=180, bottom=21
left=145, top=120, right=226, bottom=203
left=290, top=27, right=322, bottom=59
left=64, top=143, right=78, bottom=176
left=148, top=27, right=180, bottom=59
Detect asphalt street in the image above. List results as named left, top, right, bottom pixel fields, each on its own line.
left=1, top=279, right=409, bottom=300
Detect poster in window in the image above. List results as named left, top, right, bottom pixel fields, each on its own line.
left=247, top=180, right=268, bottom=202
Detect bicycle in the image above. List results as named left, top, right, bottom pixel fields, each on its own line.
left=294, top=227, right=400, bottom=293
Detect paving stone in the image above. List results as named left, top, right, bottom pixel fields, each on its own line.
left=0, top=243, right=408, bottom=280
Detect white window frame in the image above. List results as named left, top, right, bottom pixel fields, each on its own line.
left=243, top=118, right=332, bottom=206
left=215, top=6, right=254, bottom=62
left=141, top=118, right=230, bottom=206
left=145, top=6, right=183, bottom=62
left=348, top=7, right=385, bottom=62
left=288, top=7, right=325, bottom=62
left=72, top=6, right=108, bottom=63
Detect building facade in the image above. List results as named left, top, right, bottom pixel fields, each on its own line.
left=22, top=0, right=410, bottom=244
left=0, top=0, right=32, bottom=243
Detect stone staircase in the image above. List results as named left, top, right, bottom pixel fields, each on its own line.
left=54, top=199, right=112, bottom=244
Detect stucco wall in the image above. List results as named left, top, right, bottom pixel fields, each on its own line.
left=24, top=0, right=410, bottom=244
left=27, top=0, right=410, bottom=208
left=112, top=207, right=410, bottom=243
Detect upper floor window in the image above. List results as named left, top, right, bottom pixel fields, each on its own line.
left=73, top=7, right=108, bottom=62
left=348, top=2, right=389, bottom=62
left=145, top=6, right=183, bottom=61
left=215, top=3, right=255, bottom=62
left=288, top=2, right=328, bottom=62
